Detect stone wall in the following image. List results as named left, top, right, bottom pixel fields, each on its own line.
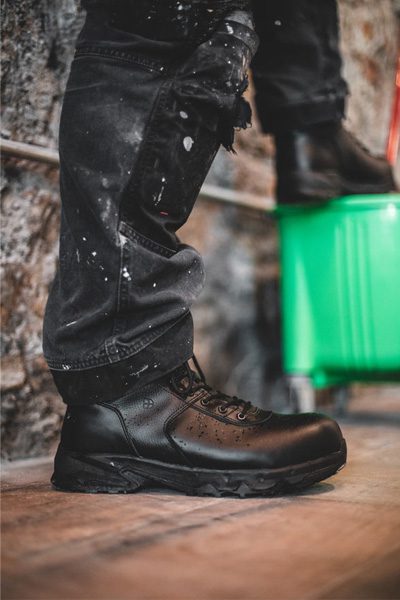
left=1, top=0, right=399, bottom=459
left=1, top=0, right=83, bottom=458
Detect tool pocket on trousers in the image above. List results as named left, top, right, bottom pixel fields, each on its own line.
left=121, top=10, right=258, bottom=225
left=110, top=221, right=205, bottom=358
left=175, top=9, right=259, bottom=150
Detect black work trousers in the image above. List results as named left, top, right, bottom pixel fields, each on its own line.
left=252, top=0, right=347, bottom=132
left=43, top=0, right=348, bottom=404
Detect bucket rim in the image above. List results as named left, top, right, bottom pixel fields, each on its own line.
left=273, top=193, right=400, bottom=217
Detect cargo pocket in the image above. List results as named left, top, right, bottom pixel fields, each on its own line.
left=121, top=9, right=259, bottom=226
left=175, top=10, right=259, bottom=151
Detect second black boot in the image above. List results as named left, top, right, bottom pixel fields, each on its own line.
left=52, top=359, right=346, bottom=497
left=275, top=121, right=396, bottom=204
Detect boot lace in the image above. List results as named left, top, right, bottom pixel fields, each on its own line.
left=170, top=355, right=253, bottom=420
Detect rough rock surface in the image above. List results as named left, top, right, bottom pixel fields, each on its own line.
left=1, top=0, right=83, bottom=459
left=1, top=0, right=399, bottom=459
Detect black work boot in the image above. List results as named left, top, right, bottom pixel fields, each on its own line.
left=52, top=359, right=346, bottom=497
left=275, top=121, right=396, bottom=204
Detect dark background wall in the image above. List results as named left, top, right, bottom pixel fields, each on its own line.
left=1, top=0, right=399, bottom=459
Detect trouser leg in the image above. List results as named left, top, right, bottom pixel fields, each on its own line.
left=43, top=2, right=258, bottom=404
left=251, top=0, right=348, bottom=133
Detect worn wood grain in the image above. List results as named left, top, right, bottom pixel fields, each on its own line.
left=2, top=388, right=400, bottom=600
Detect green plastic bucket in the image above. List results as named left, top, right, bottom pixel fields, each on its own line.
left=276, top=193, right=400, bottom=388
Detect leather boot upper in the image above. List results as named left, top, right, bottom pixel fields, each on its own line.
left=275, top=122, right=395, bottom=203
left=60, top=361, right=344, bottom=470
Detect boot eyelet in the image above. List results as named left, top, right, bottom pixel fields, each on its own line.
left=200, top=398, right=210, bottom=407
left=218, top=405, right=228, bottom=414
left=237, top=412, right=246, bottom=421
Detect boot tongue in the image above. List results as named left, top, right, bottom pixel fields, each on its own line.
left=170, top=362, right=193, bottom=390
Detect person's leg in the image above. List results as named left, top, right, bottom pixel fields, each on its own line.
left=251, top=0, right=347, bottom=132
left=43, top=0, right=257, bottom=398
left=47, top=0, right=346, bottom=497
left=251, top=0, right=395, bottom=203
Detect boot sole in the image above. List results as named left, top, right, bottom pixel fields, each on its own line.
left=277, top=171, right=397, bottom=204
left=51, top=439, right=346, bottom=498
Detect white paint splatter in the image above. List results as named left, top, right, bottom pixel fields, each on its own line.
left=122, top=267, right=131, bottom=281
left=119, top=232, right=128, bottom=247
left=226, top=24, right=233, bottom=34
left=179, top=111, right=188, bottom=119
left=82, top=236, right=87, bottom=242
left=91, top=251, right=97, bottom=256
left=154, top=185, right=165, bottom=206
left=132, top=364, right=149, bottom=377
left=153, top=282, right=157, bottom=287
left=65, top=321, right=77, bottom=327
left=183, top=136, right=194, bottom=151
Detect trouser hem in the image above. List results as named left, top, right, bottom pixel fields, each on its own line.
left=45, top=312, right=192, bottom=371
left=48, top=316, right=194, bottom=405
left=254, top=94, right=347, bottom=134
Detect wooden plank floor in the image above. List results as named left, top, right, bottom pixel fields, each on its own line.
left=2, top=386, right=400, bottom=600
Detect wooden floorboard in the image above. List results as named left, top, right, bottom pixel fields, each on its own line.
left=2, top=386, right=400, bottom=600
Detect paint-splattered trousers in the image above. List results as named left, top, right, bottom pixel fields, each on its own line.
left=43, top=0, right=347, bottom=404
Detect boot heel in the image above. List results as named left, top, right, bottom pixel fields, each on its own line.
left=51, top=447, right=148, bottom=494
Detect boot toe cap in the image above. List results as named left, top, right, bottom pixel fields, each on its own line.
left=265, top=412, right=344, bottom=469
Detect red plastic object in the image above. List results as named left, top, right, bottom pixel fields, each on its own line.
left=387, top=56, right=400, bottom=165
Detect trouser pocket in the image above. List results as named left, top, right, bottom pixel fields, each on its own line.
left=121, top=9, right=259, bottom=229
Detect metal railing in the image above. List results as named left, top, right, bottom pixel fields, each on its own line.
left=0, top=137, right=275, bottom=213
